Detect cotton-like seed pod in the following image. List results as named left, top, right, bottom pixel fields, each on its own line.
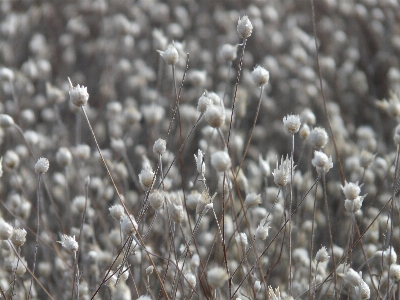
left=204, top=104, right=225, bottom=128
left=75, top=144, right=91, bottom=160
left=300, top=124, right=310, bottom=140
left=0, top=219, right=13, bottom=240
left=344, top=196, right=364, bottom=213
left=358, top=281, right=370, bottom=299
left=211, top=151, right=231, bottom=173
left=235, top=232, right=248, bottom=248
left=0, top=114, right=15, bottom=128
left=190, top=254, right=200, bottom=269
left=3, top=150, right=20, bottom=170
left=110, top=138, right=126, bottom=154
left=341, top=181, right=361, bottom=200
left=149, top=190, right=164, bottom=210
left=244, top=193, right=261, bottom=208
left=153, top=138, right=166, bottom=155
left=237, top=16, right=253, bottom=39
left=72, top=196, right=87, bottom=213
left=0, top=67, right=14, bottom=81
left=390, top=264, right=400, bottom=281
left=11, top=257, right=27, bottom=276
left=186, top=190, right=201, bottom=210
left=254, top=281, right=261, bottom=293
left=220, top=44, right=238, bottom=62
left=315, top=246, right=330, bottom=263
left=311, top=151, right=333, bottom=175
left=300, top=108, right=316, bottom=126
left=184, top=272, right=196, bottom=289
left=272, top=156, right=291, bottom=187
left=139, top=166, right=154, bottom=190
left=109, top=204, right=125, bottom=221
left=207, top=267, right=229, bottom=289
left=11, top=228, right=27, bottom=247
left=283, top=114, right=301, bottom=134
left=197, top=93, right=212, bottom=113
left=68, top=78, right=89, bottom=107
left=57, top=234, right=79, bottom=253
left=169, top=203, right=184, bottom=223
left=35, top=157, right=49, bottom=174
left=157, top=44, right=179, bottom=65
left=342, top=268, right=363, bottom=287
left=120, top=214, right=138, bottom=236
left=359, top=150, right=375, bottom=169
left=309, top=127, right=328, bottom=149
left=56, top=147, right=73, bottom=167
left=251, top=65, right=269, bottom=87
left=255, top=220, right=270, bottom=241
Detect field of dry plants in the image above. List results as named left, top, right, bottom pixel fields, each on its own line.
left=1, top=0, right=400, bottom=299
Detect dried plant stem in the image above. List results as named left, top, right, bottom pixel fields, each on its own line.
left=309, top=182, right=318, bottom=299
left=288, top=133, right=295, bottom=295
left=28, top=173, right=42, bottom=300
left=236, top=85, right=264, bottom=176
left=321, top=173, right=338, bottom=300
left=80, top=107, right=170, bottom=300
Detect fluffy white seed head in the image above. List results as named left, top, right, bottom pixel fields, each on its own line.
left=341, top=181, right=361, bottom=200
left=11, top=228, right=27, bottom=247
left=255, top=220, right=270, bottom=241
left=300, top=124, right=310, bottom=140
left=149, top=189, right=164, bottom=210
left=4, top=150, right=20, bottom=170
left=235, top=232, right=248, bottom=248
left=359, top=150, right=375, bottom=169
left=0, top=219, right=13, bottom=240
left=109, top=204, right=125, bottom=221
left=357, top=281, right=370, bottom=299
left=68, top=78, right=89, bottom=107
left=57, top=234, right=79, bottom=253
left=157, top=43, right=179, bottom=65
left=390, top=264, right=400, bottom=281
left=35, top=157, right=50, bottom=174
left=204, top=104, right=225, bottom=128
left=153, top=138, right=166, bottom=155
left=254, top=280, right=261, bottom=293
left=272, top=155, right=292, bottom=187
left=342, top=268, right=363, bottom=287
left=207, top=266, right=229, bottom=289
left=184, top=272, right=196, bottom=289
left=311, top=151, right=333, bottom=175
left=197, top=93, right=212, bottom=113
left=139, top=165, right=154, bottom=190
left=220, top=44, right=238, bottom=62
left=0, top=114, right=15, bottom=128
left=56, top=147, right=73, bottom=167
left=344, top=196, right=365, bottom=213
left=211, top=151, right=231, bottom=173
left=237, top=15, right=253, bottom=39
left=244, top=193, right=261, bottom=209
left=120, top=214, right=138, bottom=236
left=315, top=246, right=330, bottom=263
left=251, top=65, right=270, bottom=87
left=309, top=127, right=329, bottom=149
left=283, top=114, right=301, bottom=134
left=300, top=108, right=316, bottom=126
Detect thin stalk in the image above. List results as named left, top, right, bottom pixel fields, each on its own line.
left=28, top=173, right=42, bottom=300
left=236, top=85, right=264, bottom=176
left=309, top=182, right=318, bottom=299
left=289, top=133, right=295, bottom=295
left=80, top=106, right=170, bottom=300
